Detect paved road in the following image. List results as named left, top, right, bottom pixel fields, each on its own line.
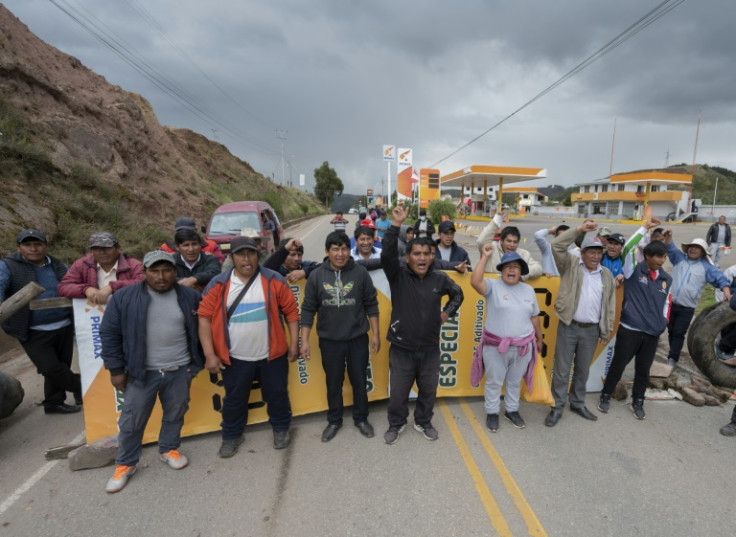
left=0, top=214, right=734, bottom=537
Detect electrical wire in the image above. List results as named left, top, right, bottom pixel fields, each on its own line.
left=47, top=0, right=278, bottom=155
left=430, top=0, right=687, bottom=168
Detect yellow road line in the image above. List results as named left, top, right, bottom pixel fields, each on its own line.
left=438, top=400, right=512, bottom=537
left=459, top=400, right=548, bottom=537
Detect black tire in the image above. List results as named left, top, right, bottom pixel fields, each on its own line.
left=687, top=302, right=736, bottom=388
left=0, top=371, right=25, bottom=419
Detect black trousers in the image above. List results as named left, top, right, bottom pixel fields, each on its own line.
left=387, top=345, right=440, bottom=428
left=20, top=324, right=80, bottom=407
left=666, top=303, right=695, bottom=363
left=602, top=326, right=659, bottom=401
left=318, top=335, right=370, bottom=425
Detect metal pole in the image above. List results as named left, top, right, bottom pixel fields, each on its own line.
left=711, top=176, right=718, bottom=217
left=387, top=161, right=391, bottom=207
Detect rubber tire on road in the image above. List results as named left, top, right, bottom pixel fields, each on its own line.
left=687, top=302, right=736, bottom=389
left=0, top=371, right=25, bottom=419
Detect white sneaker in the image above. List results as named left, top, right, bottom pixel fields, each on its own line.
left=106, top=464, right=136, bottom=493
left=159, top=449, right=189, bottom=470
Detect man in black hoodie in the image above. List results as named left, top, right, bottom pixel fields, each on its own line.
left=300, top=231, right=380, bottom=442
left=381, top=205, right=464, bottom=444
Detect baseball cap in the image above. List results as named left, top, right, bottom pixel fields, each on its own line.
left=16, top=229, right=47, bottom=244
left=359, top=218, right=376, bottom=229
left=606, top=233, right=625, bottom=245
left=174, top=217, right=197, bottom=231
left=230, top=236, right=259, bottom=253
left=438, top=221, right=456, bottom=233
left=143, top=250, right=175, bottom=268
left=580, top=232, right=605, bottom=251
left=88, top=231, right=118, bottom=248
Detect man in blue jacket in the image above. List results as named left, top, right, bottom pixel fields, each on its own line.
left=435, top=220, right=471, bottom=268
left=101, top=251, right=203, bottom=493
left=598, top=241, right=672, bottom=420
left=663, top=234, right=731, bottom=367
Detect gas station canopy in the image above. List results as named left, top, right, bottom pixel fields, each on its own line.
left=440, top=165, right=547, bottom=189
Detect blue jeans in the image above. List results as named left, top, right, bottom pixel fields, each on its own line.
left=116, top=367, right=193, bottom=466
left=220, top=354, right=291, bottom=439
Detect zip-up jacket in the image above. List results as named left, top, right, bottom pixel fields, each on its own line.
left=300, top=257, right=378, bottom=341
left=173, top=252, right=221, bottom=287
left=198, top=267, right=299, bottom=365
left=551, top=228, right=616, bottom=338
left=707, top=223, right=731, bottom=247
left=666, top=242, right=729, bottom=308
left=1, top=253, right=69, bottom=342
left=100, top=281, right=203, bottom=380
left=620, top=261, right=672, bottom=337
left=57, top=253, right=144, bottom=298
left=381, top=225, right=463, bottom=349
left=434, top=240, right=471, bottom=267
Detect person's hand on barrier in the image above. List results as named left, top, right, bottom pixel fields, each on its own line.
left=453, top=260, right=468, bottom=274
left=286, top=270, right=306, bottom=283
left=110, top=372, right=127, bottom=392
left=440, top=311, right=449, bottom=324
left=543, top=273, right=553, bottom=278
left=300, top=341, right=311, bottom=361
left=205, top=354, right=225, bottom=374
left=370, top=333, right=381, bottom=355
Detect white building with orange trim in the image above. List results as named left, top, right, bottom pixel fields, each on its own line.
left=572, top=171, right=694, bottom=220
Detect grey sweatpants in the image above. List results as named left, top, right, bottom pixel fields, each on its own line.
left=482, top=344, right=533, bottom=414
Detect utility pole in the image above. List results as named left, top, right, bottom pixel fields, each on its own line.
left=276, top=130, right=287, bottom=185
left=664, top=147, right=670, bottom=168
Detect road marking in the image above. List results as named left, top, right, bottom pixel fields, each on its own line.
left=439, top=400, right=512, bottom=537
left=0, top=430, right=86, bottom=517
left=459, top=400, right=548, bottom=537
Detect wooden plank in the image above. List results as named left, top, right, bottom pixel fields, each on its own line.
left=0, top=281, right=45, bottom=319
left=28, top=297, right=73, bottom=310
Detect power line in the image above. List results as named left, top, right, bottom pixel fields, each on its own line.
left=47, top=0, right=277, bottom=155
left=430, top=0, right=687, bottom=168
left=122, top=0, right=274, bottom=130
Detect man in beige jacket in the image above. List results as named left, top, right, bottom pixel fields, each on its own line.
left=476, top=213, right=543, bottom=280
left=545, top=221, right=616, bottom=427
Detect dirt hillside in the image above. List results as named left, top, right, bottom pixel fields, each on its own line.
left=0, top=5, right=322, bottom=261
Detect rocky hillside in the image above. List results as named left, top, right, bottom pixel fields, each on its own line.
left=0, top=5, right=323, bottom=262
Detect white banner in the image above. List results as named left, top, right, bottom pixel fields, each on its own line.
left=383, top=144, right=395, bottom=161
left=299, top=173, right=305, bottom=186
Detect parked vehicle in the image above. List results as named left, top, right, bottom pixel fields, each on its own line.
left=206, top=201, right=282, bottom=255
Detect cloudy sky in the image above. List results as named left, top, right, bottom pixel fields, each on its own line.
left=6, top=0, right=735, bottom=195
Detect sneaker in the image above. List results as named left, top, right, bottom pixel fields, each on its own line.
left=720, top=422, right=736, bottom=437
left=631, top=398, right=645, bottom=420
left=598, top=393, right=611, bottom=413
left=273, top=430, right=290, bottom=450
left=486, top=413, right=499, bottom=432
left=218, top=435, right=245, bottom=458
left=667, top=358, right=677, bottom=368
left=383, top=424, right=406, bottom=445
left=105, top=464, right=136, bottom=493
left=504, top=411, right=526, bottom=429
left=413, top=422, right=439, bottom=440
left=159, top=449, right=188, bottom=470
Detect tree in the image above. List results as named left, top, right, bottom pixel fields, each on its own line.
left=313, top=161, right=344, bottom=209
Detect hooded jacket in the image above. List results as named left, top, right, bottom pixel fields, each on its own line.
left=300, top=257, right=379, bottom=341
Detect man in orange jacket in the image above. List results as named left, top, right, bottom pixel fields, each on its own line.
left=198, top=236, right=299, bottom=457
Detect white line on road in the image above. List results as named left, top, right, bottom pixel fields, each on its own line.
left=0, top=430, right=86, bottom=517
